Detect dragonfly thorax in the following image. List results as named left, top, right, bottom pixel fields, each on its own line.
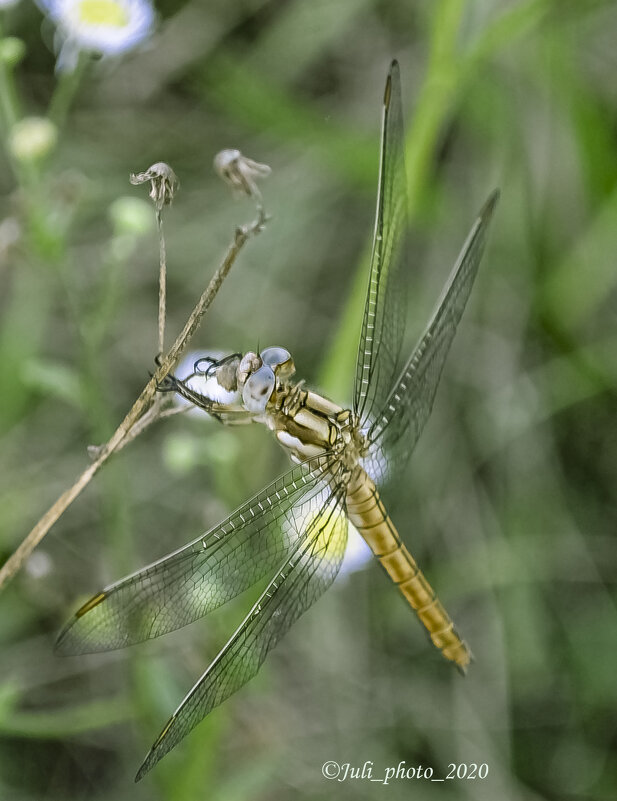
left=181, top=347, right=368, bottom=466
left=224, top=346, right=370, bottom=467
left=269, top=382, right=368, bottom=469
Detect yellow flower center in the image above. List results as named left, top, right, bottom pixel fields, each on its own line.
left=77, top=0, right=129, bottom=28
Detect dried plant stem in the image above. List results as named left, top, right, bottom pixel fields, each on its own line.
left=0, top=204, right=268, bottom=592
left=111, top=402, right=189, bottom=455
left=156, top=208, right=166, bottom=358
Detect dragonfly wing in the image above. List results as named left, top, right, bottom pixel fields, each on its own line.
left=364, top=191, right=500, bottom=485
left=353, top=60, right=408, bottom=427
left=135, top=481, right=348, bottom=781
left=56, top=456, right=334, bottom=654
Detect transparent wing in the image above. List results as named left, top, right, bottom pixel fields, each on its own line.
left=353, top=59, right=408, bottom=426
left=135, top=481, right=348, bottom=781
left=55, top=456, right=336, bottom=655
left=363, top=191, right=499, bottom=485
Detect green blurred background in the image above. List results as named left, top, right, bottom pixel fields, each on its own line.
left=1, top=0, right=616, bottom=799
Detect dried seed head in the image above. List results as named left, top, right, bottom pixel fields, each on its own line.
left=130, top=162, right=179, bottom=211
left=213, top=149, right=271, bottom=200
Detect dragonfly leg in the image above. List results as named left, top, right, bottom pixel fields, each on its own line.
left=155, top=373, right=181, bottom=393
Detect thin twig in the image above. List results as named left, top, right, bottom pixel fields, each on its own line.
left=129, top=162, right=177, bottom=358
left=0, top=204, right=268, bottom=592
left=106, top=400, right=189, bottom=456
left=156, top=208, right=166, bottom=358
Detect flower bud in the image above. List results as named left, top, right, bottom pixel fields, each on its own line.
left=8, top=117, right=57, bottom=163
left=0, top=37, right=26, bottom=67
left=108, top=196, right=154, bottom=236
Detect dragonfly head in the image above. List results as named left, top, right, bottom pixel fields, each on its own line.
left=237, top=346, right=296, bottom=414
left=189, top=347, right=295, bottom=415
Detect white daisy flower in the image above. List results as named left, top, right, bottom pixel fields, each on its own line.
left=40, top=0, right=154, bottom=68
left=282, top=499, right=372, bottom=584
left=339, top=524, right=372, bottom=579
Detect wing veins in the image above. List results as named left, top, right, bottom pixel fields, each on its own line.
left=135, top=474, right=348, bottom=780
left=353, top=59, right=408, bottom=425
left=367, top=191, right=500, bottom=474
left=55, top=456, right=336, bottom=654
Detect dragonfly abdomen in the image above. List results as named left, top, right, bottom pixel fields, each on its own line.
left=345, top=470, right=472, bottom=672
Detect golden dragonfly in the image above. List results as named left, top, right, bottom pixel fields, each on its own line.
left=56, top=61, right=498, bottom=780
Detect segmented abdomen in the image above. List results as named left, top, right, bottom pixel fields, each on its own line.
left=345, top=469, right=472, bottom=671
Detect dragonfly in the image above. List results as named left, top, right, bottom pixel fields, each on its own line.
left=56, top=60, right=499, bottom=781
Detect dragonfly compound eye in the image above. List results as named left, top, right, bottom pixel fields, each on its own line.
left=260, top=346, right=295, bottom=380
left=242, top=364, right=275, bottom=413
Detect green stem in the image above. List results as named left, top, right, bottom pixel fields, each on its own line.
left=0, top=696, right=132, bottom=738
left=48, top=50, right=90, bottom=129
left=0, top=46, right=20, bottom=130
left=0, top=20, right=30, bottom=188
